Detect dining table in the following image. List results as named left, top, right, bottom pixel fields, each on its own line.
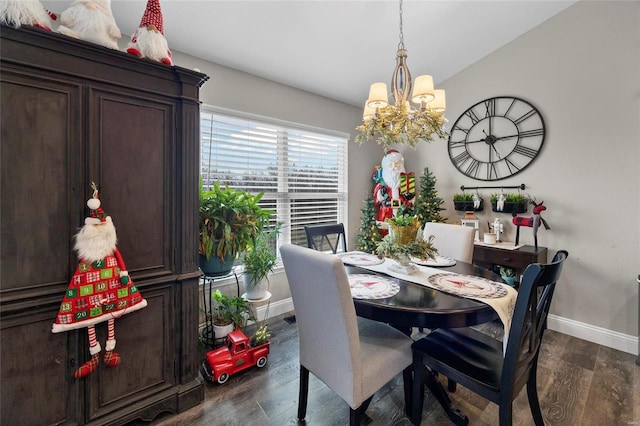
left=338, top=251, right=516, bottom=426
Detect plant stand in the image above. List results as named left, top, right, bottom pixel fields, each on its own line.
left=201, top=271, right=240, bottom=349
left=241, top=291, right=272, bottom=325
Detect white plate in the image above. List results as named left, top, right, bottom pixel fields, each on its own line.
left=411, top=255, right=456, bottom=267
left=348, top=274, right=400, bottom=299
left=338, top=252, right=385, bottom=266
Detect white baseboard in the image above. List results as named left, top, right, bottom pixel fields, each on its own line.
left=255, top=297, right=295, bottom=320
left=547, top=314, right=639, bottom=356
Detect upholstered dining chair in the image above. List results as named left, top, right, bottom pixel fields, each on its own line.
left=304, top=223, right=348, bottom=254
left=280, top=244, right=414, bottom=425
left=422, top=222, right=476, bottom=263
left=410, top=250, right=569, bottom=426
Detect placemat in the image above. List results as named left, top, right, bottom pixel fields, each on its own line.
left=338, top=251, right=385, bottom=266
left=348, top=274, right=400, bottom=299
left=428, top=273, right=509, bottom=299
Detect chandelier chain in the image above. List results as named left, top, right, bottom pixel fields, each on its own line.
left=398, top=0, right=404, bottom=50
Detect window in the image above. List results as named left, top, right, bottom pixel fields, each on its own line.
left=200, top=106, right=349, bottom=249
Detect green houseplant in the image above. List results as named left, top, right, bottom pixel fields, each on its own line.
left=199, top=181, right=273, bottom=276
left=212, top=290, right=255, bottom=338
left=242, top=226, right=280, bottom=300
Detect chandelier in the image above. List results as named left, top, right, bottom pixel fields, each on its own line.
left=355, top=0, right=448, bottom=150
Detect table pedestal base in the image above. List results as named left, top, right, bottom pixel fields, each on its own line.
left=423, top=368, right=468, bottom=426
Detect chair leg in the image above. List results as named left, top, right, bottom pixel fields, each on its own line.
left=350, top=396, right=373, bottom=426
left=403, top=366, right=413, bottom=418
left=526, top=368, right=544, bottom=426
left=298, top=365, right=309, bottom=420
left=498, top=400, right=513, bottom=426
left=411, top=352, right=425, bottom=425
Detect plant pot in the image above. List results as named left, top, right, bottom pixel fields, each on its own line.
left=387, top=221, right=421, bottom=245
left=200, top=253, right=236, bottom=276
left=213, top=322, right=234, bottom=339
left=454, top=200, right=484, bottom=212
left=243, top=274, right=269, bottom=300
left=491, top=201, right=527, bottom=214
left=501, top=276, right=516, bottom=287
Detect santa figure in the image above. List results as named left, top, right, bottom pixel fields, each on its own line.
left=373, top=150, right=416, bottom=223
left=52, top=183, right=147, bottom=378
left=57, top=0, right=121, bottom=49
left=126, top=0, right=172, bottom=65
left=0, top=0, right=55, bottom=30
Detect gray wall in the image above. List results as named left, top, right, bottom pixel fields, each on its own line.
left=172, top=0, right=639, bottom=352
left=407, top=1, right=639, bottom=346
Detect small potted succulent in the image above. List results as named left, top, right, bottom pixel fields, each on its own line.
left=453, top=193, right=483, bottom=212
left=491, top=193, right=528, bottom=214
left=499, top=266, right=516, bottom=287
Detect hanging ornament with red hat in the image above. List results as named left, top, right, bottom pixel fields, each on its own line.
left=126, top=0, right=172, bottom=65
left=52, top=183, right=147, bottom=379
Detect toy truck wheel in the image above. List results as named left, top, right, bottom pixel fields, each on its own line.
left=256, top=356, right=268, bottom=368
left=217, top=373, right=229, bottom=384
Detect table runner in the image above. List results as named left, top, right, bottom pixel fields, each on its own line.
left=340, top=252, right=517, bottom=353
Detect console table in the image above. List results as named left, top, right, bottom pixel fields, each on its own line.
left=473, top=243, right=548, bottom=284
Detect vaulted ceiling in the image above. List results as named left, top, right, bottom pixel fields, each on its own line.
left=42, top=1, right=576, bottom=107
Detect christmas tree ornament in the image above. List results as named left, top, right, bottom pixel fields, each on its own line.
left=127, top=0, right=172, bottom=65
left=0, top=0, right=55, bottom=30
left=52, top=183, right=147, bottom=378
left=57, top=0, right=121, bottom=49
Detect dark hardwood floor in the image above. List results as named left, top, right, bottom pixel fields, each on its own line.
left=133, top=312, right=639, bottom=426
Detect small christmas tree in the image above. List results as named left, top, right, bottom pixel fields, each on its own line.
left=414, top=167, right=447, bottom=224
left=357, top=197, right=382, bottom=254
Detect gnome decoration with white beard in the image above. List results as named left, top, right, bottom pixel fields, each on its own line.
left=126, top=0, right=172, bottom=65
left=56, top=0, right=121, bottom=49
left=52, top=183, right=147, bottom=379
left=0, top=0, right=56, bottom=30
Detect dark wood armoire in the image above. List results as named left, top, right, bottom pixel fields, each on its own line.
left=1, top=25, right=208, bottom=425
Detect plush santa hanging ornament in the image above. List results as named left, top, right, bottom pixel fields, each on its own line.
left=126, top=0, right=172, bottom=65
left=57, top=0, right=121, bottom=50
left=52, top=183, right=147, bottom=379
left=0, top=0, right=56, bottom=31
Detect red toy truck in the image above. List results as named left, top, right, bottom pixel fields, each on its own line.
left=201, top=329, right=270, bottom=384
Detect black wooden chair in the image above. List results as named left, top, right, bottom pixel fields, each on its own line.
left=411, top=250, right=569, bottom=426
left=304, top=223, right=347, bottom=254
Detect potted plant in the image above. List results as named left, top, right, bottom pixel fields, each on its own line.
left=499, top=266, right=516, bottom=287
left=491, top=193, right=528, bottom=214
left=242, top=226, right=280, bottom=301
left=199, top=181, right=273, bottom=276
left=376, top=213, right=438, bottom=274
left=453, top=193, right=483, bottom=211
left=212, top=290, right=255, bottom=338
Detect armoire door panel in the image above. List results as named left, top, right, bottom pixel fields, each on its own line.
left=1, top=309, right=81, bottom=425
left=86, top=285, right=174, bottom=420
left=0, top=74, right=83, bottom=296
left=88, top=90, right=174, bottom=279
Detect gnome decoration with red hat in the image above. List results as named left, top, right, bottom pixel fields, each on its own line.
left=127, top=0, right=172, bottom=65
left=57, top=0, right=121, bottom=50
left=0, top=0, right=56, bottom=31
left=52, top=183, right=147, bottom=379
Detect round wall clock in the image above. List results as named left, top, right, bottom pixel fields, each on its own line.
left=447, top=96, right=545, bottom=181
